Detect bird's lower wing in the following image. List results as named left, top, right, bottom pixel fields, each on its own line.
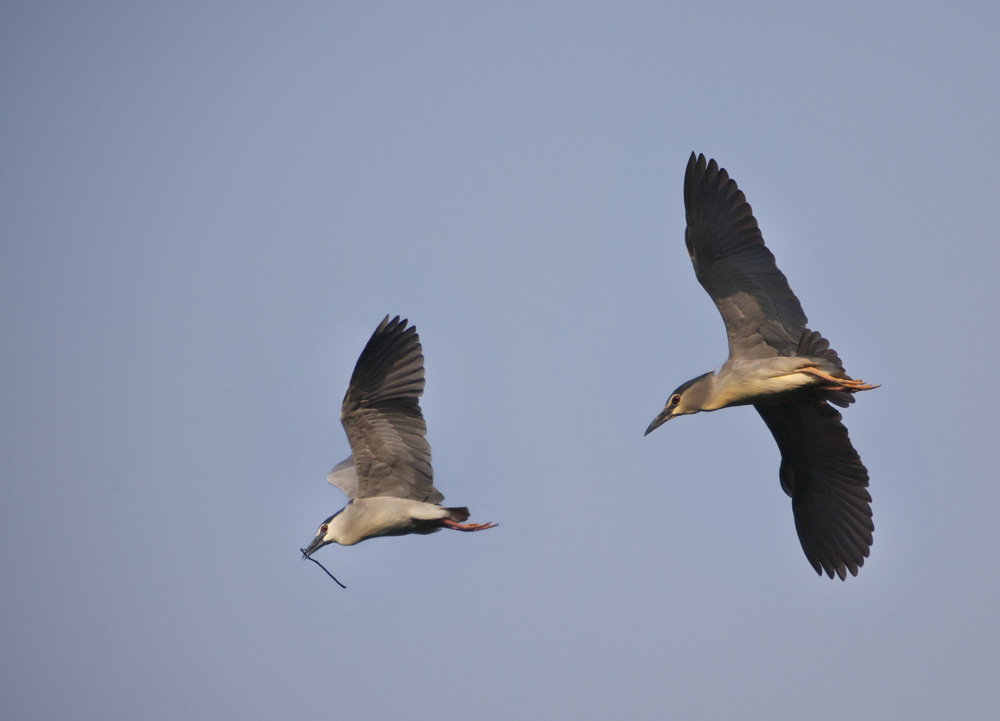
left=755, top=398, right=873, bottom=579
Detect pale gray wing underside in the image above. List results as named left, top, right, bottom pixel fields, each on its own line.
left=684, top=153, right=808, bottom=360
left=755, top=398, right=873, bottom=579
left=338, top=315, right=445, bottom=504
left=327, top=456, right=358, bottom=500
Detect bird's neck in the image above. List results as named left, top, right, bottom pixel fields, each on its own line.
left=696, top=372, right=732, bottom=411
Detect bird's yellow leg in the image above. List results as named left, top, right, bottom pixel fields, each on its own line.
left=800, top=366, right=880, bottom=391
left=441, top=520, right=498, bottom=532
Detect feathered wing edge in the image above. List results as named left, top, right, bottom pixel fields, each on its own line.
left=327, top=456, right=358, bottom=500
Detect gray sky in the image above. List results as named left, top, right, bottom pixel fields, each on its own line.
left=3, top=2, right=998, bottom=719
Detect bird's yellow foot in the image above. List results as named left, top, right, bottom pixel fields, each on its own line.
left=442, top=520, right=498, bottom=532
left=837, top=377, right=880, bottom=391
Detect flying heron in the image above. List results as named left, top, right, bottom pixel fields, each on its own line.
left=302, top=316, right=495, bottom=566
left=645, top=153, right=877, bottom=580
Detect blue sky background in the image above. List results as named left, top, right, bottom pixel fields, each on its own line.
left=3, top=2, right=999, bottom=719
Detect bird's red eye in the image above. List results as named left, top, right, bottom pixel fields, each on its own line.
left=320, top=524, right=328, bottom=533
left=671, top=395, right=681, bottom=405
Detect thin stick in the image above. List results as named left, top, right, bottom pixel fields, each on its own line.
left=300, top=549, right=347, bottom=589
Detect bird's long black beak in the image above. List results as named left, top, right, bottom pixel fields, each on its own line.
left=301, top=536, right=326, bottom=559
left=644, top=408, right=673, bottom=436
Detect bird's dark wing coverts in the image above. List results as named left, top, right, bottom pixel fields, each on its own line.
left=755, top=399, right=873, bottom=579
left=684, top=153, right=808, bottom=359
left=339, top=316, right=444, bottom=504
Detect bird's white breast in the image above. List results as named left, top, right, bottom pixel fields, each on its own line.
left=330, top=497, right=449, bottom=545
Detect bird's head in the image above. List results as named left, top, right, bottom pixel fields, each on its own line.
left=644, top=372, right=715, bottom=436
left=300, top=510, right=349, bottom=589
left=301, top=510, right=343, bottom=558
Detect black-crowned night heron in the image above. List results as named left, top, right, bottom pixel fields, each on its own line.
left=303, top=316, right=495, bottom=561
left=645, top=153, right=877, bottom=580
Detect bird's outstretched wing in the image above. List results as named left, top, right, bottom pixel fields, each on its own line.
left=755, top=399, right=873, bottom=579
left=684, top=153, right=807, bottom=359
left=339, top=316, right=444, bottom=504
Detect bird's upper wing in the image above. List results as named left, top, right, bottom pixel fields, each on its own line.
left=339, top=315, right=444, bottom=504
left=755, top=398, right=873, bottom=579
left=684, top=153, right=808, bottom=359
left=326, top=456, right=359, bottom=500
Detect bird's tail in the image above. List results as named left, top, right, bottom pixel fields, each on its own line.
left=444, top=507, right=470, bottom=522
left=797, top=329, right=843, bottom=367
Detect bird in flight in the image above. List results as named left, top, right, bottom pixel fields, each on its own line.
left=645, top=153, right=877, bottom=580
left=302, top=316, right=495, bottom=571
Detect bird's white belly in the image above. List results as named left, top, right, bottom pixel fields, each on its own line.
left=714, top=357, right=831, bottom=407
left=743, top=370, right=818, bottom=396
left=337, top=498, right=448, bottom=545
